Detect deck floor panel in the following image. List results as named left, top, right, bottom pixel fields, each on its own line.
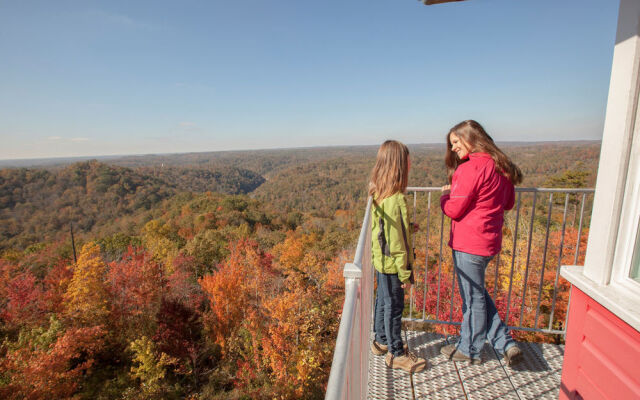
left=407, top=331, right=467, bottom=400
left=500, top=342, right=564, bottom=399
left=367, top=330, right=564, bottom=400
left=368, top=348, right=414, bottom=400
left=446, top=336, right=519, bottom=400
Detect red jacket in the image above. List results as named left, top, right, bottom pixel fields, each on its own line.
left=440, top=152, right=515, bottom=257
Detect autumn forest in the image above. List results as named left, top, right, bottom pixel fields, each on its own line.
left=0, top=142, right=600, bottom=399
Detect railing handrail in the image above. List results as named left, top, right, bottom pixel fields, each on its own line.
left=352, top=197, right=374, bottom=268
left=324, top=278, right=360, bottom=400
left=408, top=186, right=595, bottom=193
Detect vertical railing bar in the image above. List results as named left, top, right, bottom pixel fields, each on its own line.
left=448, top=245, right=456, bottom=323
left=573, top=193, right=587, bottom=265
left=422, top=192, right=432, bottom=320
left=519, top=191, right=537, bottom=328
left=563, top=285, right=572, bottom=337
left=435, top=212, right=445, bottom=320
left=493, top=251, right=500, bottom=297
left=412, top=191, right=417, bottom=249
left=548, top=193, right=570, bottom=331
left=505, top=191, right=522, bottom=325
left=409, top=190, right=417, bottom=319
left=534, top=193, right=554, bottom=329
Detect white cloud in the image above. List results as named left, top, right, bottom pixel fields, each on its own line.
left=47, top=136, right=62, bottom=140
left=179, top=121, right=197, bottom=127
left=173, top=82, right=214, bottom=91
left=88, top=10, right=154, bottom=30
left=71, top=137, right=90, bottom=142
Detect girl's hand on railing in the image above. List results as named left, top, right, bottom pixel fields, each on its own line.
left=402, top=282, right=412, bottom=290
left=410, top=222, right=419, bottom=233
left=441, top=185, right=451, bottom=195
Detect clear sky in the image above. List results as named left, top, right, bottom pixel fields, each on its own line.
left=0, top=0, right=619, bottom=160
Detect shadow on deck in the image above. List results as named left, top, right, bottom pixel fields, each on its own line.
left=368, top=331, right=564, bottom=400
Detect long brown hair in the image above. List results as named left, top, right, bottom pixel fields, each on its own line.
left=445, top=120, right=522, bottom=185
left=369, top=140, right=410, bottom=202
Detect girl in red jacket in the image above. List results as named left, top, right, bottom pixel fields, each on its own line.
left=439, top=120, right=524, bottom=366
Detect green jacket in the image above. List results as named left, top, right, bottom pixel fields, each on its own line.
left=371, top=192, right=414, bottom=283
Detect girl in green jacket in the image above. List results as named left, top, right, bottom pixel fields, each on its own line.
left=369, top=140, right=427, bottom=373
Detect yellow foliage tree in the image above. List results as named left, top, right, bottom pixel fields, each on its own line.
left=142, top=219, right=180, bottom=272
left=129, top=336, right=179, bottom=398
left=63, top=242, right=109, bottom=326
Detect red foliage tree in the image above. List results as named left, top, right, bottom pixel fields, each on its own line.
left=0, top=325, right=105, bottom=400
left=153, top=298, right=207, bottom=382
left=167, top=253, right=205, bottom=310
left=42, top=261, right=73, bottom=315
left=1, top=272, right=45, bottom=329
left=107, top=246, right=165, bottom=341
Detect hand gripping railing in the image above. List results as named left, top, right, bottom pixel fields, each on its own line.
left=325, top=197, right=373, bottom=400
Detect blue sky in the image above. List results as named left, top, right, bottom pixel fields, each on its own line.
left=0, top=0, right=619, bottom=160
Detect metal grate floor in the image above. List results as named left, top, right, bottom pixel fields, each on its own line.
left=367, top=331, right=564, bottom=400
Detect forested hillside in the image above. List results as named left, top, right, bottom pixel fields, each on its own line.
left=136, top=166, right=265, bottom=195
left=0, top=161, right=266, bottom=252
left=0, top=161, right=174, bottom=251
left=0, top=142, right=600, bottom=399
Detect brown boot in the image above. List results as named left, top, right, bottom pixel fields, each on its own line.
left=504, top=345, right=523, bottom=366
left=385, top=351, right=427, bottom=373
left=371, top=340, right=388, bottom=356
left=440, top=344, right=482, bottom=365
left=371, top=340, right=409, bottom=356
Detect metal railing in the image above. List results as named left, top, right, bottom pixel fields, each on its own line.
left=325, top=187, right=594, bottom=399
left=405, top=187, right=594, bottom=335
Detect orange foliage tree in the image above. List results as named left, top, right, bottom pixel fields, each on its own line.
left=199, top=239, right=274, bottom=353
left=261, top=279, right=338, bottom=398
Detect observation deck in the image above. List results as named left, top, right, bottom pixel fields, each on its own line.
left=326, top=187, right=594, bottom=400
left=367, top=332, right=564, bottom=399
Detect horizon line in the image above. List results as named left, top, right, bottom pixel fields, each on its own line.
left=0, top=139, right=602, bottom=163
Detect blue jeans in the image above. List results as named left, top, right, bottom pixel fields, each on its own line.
left=373, top=271, right=405, bottom=356
left=453, top=250, right=515, bottom=359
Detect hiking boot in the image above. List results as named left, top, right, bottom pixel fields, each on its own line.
left=371, top=340, right=388, bottom=356
left=385, top=351, right=427, bottom=373
left=371, top=340, right=409, bottom=356
left=504, top=345, right=523, bottom=366
left=440, top=344, right=482, bottom=365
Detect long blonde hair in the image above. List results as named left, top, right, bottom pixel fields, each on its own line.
left=445, top=120, right=523, bottom=185
left=369, top=140, right=410, bottom=202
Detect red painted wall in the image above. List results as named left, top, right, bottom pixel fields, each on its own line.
left=560, top=287, right=640, bottom=400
